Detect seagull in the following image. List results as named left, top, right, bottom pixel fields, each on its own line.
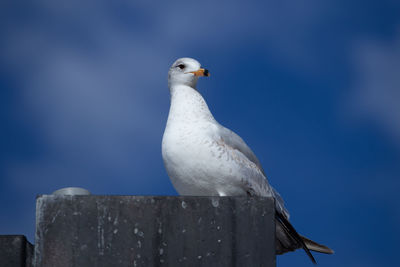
left=162, top=57, right=333, bottom=263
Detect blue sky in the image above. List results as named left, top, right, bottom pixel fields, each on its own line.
left=1, top=1, right=400, bottom=266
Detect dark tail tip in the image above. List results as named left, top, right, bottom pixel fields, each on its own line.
left=275, top=211, right=317, bottom=264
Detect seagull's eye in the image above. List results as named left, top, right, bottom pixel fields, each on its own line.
left=177, top=64, right=185, bottom=70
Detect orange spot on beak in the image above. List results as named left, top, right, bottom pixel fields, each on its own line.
left=189, top=68, right=210, bottom=77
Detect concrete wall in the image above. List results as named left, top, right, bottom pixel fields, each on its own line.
left=1, top=196, right=276, bottom=267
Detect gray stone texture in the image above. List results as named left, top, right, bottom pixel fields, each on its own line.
left=0, top=235, right=33, bottom=267
left=34, top=196, right=275, bottom=267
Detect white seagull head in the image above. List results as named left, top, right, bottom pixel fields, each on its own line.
left=168, top=57, right=209, bottom=89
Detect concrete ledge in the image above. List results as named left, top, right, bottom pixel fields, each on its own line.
left=35, top=196, right=275, bottom=267
left=0, top=235, right=33, bottom=267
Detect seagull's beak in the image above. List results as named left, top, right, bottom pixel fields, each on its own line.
left=188, top=68, right=210, bottom=77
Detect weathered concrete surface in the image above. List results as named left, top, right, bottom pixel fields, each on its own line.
left=35, top=196, right=275, bottom=267
left=0, top=235, right=33, bottom=267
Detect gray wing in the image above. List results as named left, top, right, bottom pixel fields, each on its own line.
left=217, top=124, right=289, bottom=218
left=218, top=126, right=266, bottom=175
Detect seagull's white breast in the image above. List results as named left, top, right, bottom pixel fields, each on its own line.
left=162, top=85, right=249, bottom=196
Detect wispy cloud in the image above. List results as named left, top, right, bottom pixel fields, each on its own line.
left=348, top=29, right=400, bottom=147
left=1, top=0, right=334, bottom=193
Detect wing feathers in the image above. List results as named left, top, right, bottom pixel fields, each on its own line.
left=218, top=126, right=266, bottom=175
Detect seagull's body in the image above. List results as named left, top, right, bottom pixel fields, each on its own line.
left=162, top=58, right=333, bottom=263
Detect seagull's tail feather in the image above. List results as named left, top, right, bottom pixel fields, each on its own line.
left=301, top=235, right=334, bottom=254
left=275, top=211, right=334, bottom=264
left=275, top=211, right=317, bottom=264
